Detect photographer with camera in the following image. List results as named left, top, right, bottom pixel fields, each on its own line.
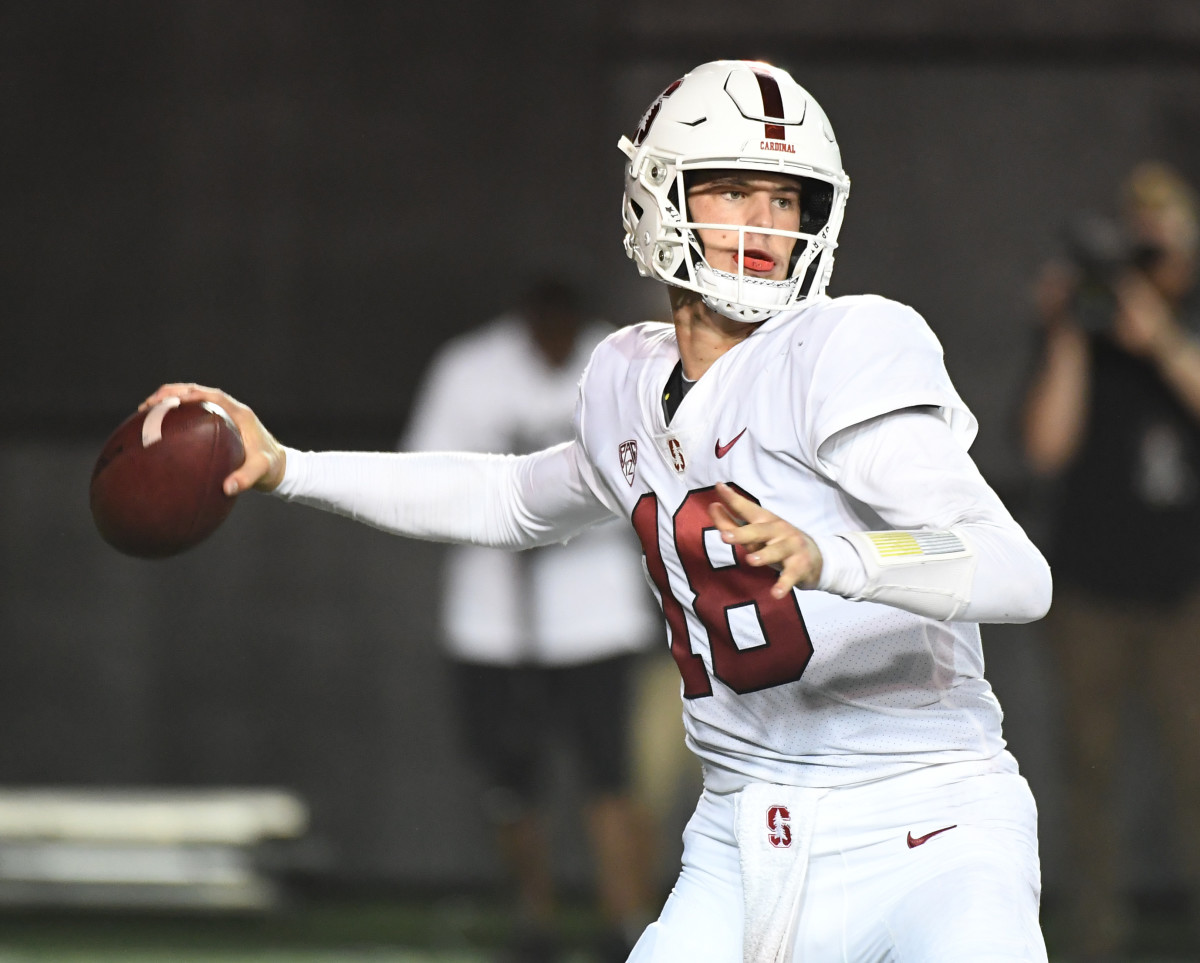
left=1022, top=161, right=1200, bottom=960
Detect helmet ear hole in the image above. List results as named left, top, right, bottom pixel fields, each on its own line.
left=788, top=238, right=808, bottom=276
left=799, top=178, right=833, bottom=233
left=796, top=252, right=823, bottom=297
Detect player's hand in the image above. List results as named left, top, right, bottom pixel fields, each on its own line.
left=708, top=482, right=822, bottom=598
left=140, top=383, right=287, bottom=494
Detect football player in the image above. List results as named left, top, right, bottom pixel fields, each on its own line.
left=144, top=60, right=1052, bottom=962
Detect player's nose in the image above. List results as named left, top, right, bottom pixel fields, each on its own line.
left=745, top=193, right=774, bottom=228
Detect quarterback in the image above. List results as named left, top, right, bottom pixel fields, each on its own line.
left=144, top=61, right=1052, bottom=962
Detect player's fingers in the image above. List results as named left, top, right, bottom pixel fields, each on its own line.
left=771, top=570, right=802, bottom=600
left=714, top=482, right=774, bottom=524
left=762, top=553, right=811, bottom=599
left=137, top=385, right=284, bottom=495
left=225, top=463, right=260, bottom=496
left=772, top=540, right=824, bottom=597
left=224, top=449, right=266, bottom=495
left=710, top=503, right=771, bottom=553
left=713, top=482, right=752, bottom=517
left=143, top=385, right=281, bottom=494
left=721, top=521, right=774, bottom=551
left=708, top=500, right=742, bottom=533
left=743, top=529, right=803, bottom=567
left=140, top=383, right=236, bottom=413
left=180, top=386, right=243, bottom=415
left=139, top=383, right=202, bottom=412
left=223, top=441, right=286, bottom=495
left=710, top=477, right=777, bottom=521
left=237, top=425, right=288, bottom=494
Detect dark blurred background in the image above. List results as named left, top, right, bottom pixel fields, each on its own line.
left=3, top=0, right=1200, bottom=920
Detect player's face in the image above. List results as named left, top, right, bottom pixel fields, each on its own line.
left=686, top=171, right=802, bottom=281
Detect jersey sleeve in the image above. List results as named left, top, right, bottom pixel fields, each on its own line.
left=801, top=297, right=978, bottom=474
left=812, top=407, right=1052, bottom=623
left=568, top=335, right=635, bottom=519
left=273, top=441, right=615, bottom=549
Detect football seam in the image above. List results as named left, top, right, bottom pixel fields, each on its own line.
left=184, top=415, right=224, bottom=548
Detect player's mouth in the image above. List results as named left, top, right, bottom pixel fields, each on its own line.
left=740, top=249, right=776, bottom=274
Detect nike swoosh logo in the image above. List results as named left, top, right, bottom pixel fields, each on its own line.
left=907, top=825, right=957, bottom=848
left=714, top=428, right=747, bottom=459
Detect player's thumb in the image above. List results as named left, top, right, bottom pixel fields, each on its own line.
left=225, top=447, right=284, bottom=495
left=223, top=469, right=251, bottom=497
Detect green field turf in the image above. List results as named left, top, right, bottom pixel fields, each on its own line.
left=0, top=897, right=602, bottom=963
left=0, top=895, right=1194, bottom=962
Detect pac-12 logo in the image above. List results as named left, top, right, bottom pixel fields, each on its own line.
left=767, top=805, right=792, bottom=848
left=619, top=440, right=638, bottom=486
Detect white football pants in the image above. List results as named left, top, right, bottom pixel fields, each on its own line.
left=629, top=758, right=1046, bottom=963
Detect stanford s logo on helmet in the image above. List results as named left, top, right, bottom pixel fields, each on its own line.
left=618, top=60, right=851, bottom=322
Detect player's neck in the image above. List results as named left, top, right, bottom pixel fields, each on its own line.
left=669, top=287, right=763, bottom=380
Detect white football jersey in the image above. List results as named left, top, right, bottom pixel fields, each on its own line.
left=573, top=294, right=1007, bottom=791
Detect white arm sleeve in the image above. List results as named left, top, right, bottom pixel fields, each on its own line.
left=812, top=407, right=1052, bottom=623
left=271, top=440, right=615, bottom=549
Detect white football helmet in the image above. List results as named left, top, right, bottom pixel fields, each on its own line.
left=619, top=60, right=850, bottom=322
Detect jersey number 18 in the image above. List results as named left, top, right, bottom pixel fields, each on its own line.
left=632, top=485, right=814, bottom=698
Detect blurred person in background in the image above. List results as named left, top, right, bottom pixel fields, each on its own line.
left=1022, top=161, right=1200, bottom=961
left=403, top=277, right=660, bottom=963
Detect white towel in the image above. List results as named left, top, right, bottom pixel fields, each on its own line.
left=734, top=783, right=826, bottom=963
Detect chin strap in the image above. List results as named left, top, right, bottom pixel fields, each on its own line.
left=694, top=264, right=797, bottom=322
left=835, top=529, right=978, bottom=621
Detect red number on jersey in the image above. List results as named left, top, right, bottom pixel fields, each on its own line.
left=632, top=486, right=814, bottom=697
left=633, top=492, right=712, bottom=697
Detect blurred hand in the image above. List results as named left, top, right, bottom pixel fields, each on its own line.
left=1032, top=261, right=1079, bottom=327
left=708, top=483, right=822, bottom=599
left=1112, top=270, right=1182, bottom=360
left=140, top=384, right=287, bottom=494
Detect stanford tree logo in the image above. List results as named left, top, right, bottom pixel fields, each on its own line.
left=767, top=805, right=792, bottom=848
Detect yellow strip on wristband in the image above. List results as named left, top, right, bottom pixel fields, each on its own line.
left=862, top=530, right=967, bottom=559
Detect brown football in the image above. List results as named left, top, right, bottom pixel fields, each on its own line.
left=89, top=399, right=245, bottom=558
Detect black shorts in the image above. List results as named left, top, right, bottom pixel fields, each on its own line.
left=449, top=653, right=637, bottom=805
